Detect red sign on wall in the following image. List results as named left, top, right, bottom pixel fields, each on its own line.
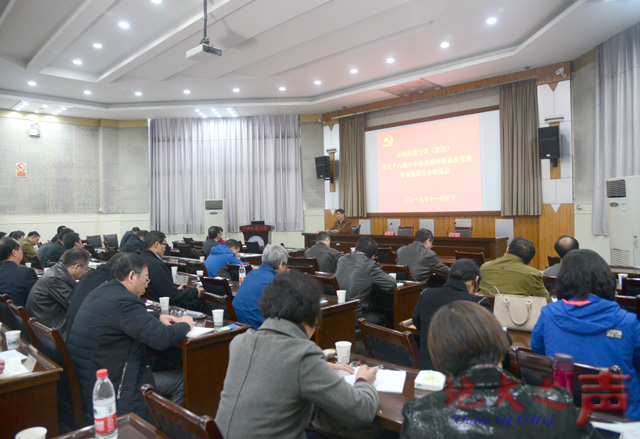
left=16, top=163, right=27, bottom=178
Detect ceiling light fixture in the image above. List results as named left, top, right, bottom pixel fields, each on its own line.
left=440, top=41, right=450, bottom=49
left=151, top=0, right=162, bottom=3
left=134, top=91, right=142, bottom=96
left=93, top=43, right=103, bottom=49
left=386, top=57, right=395, bottom=64
left=314, top=80, right=322, bottom=85
left=34, top=110, right=40, bottom=114
left=350, top=68, right=358, bottom=74
left=42, top=104, right=48, bottom=108
left=486, top=17, right=497, bottom=25
left=118, top=21, right=130, bottom=29
left=183, top=89, right=191, bottom=94
left=232, top=88, right=240, bottom=93
left=27, top=81, right=37, bottom=86
left=279, top=86, right=286, bottom=91
left=83, top=90, right=91, bottom=95
left=72, top=59, right=83, bottom=65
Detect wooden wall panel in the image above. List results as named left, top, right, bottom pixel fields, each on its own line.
left=324, top=205, right=575, bottom=270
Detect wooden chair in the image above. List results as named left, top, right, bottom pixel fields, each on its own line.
left=202, top=292, right=238, bottom=321
left=85, top=235, right=102, bottom=249
left=7, top=302, right=36, bottom=344
left=379, top=263, right=412, bottom=281
left=308, top=273, right=340, bottom=295
left=186, top=261, right=208, bottom=276
left=357, top=318, right=421, bottom=369
left=245, top=241, right=262, bottom=254
left=615, top=294, right=640, bottom=321
left=83, top=244, right=98, bottom=259
left=183, top=237, right=194, bottom=246
left=141, top=384, right=223, bottom=439
left=288, top=256, right=320, bottom=271
left=377, top=247, right=395, bottom=264
left=26, top=253, right=43, bottom=269
left=227, top=264, right=253, bottom=282
left=622, top=278, right=640, bottom=296
left=177, top=244, right=194, bottom=259
left=454, top=250, right=485, bottom=267
left=28, top=318, right=86, bottom=430
left=547, top=255, right=561, bottom=268
left=200, top=276, right=234, bottom=298
left=0, top=294, right=17, bottom=329
left=397, top=226, right=414, bottom=236
left=289, top=265, right=314, bottom=274
left=351, top=225, right=361, bottom=235
left=103, top=233, right=118, bottom=249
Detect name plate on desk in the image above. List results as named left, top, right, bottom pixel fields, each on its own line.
left=384, top=231, right=396, bottom=236
left=448, top=232, right=461, bottom=237
left=240, top=225, right=272, bottom=232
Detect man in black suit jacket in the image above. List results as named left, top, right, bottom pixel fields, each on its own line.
left=412, top=259, right=492, bottom=369
left=396, top=228, right=450, bottom=282
left=0, top=238, right=38, bottom=306
left=139, top=231, right=206, bottom=312
left=304, top=232, right=340, bottom=273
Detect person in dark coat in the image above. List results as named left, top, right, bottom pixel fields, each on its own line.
left=139, top=230, right=205, bottom=311
left=400, top=301, right=597, bottom=439
left=0, top=237, right=38, bottom=306
left=119, top=230, right=147, bottom=253
left=46, top=229, right=81, bottom=265
left=304, top=231, right=340, bottom=273
left=202, top=226, right=223, bottom=256
left=396, top=228, right=450, bottom=282
left=67, top=253, right=194, bottom=420
left=120, top=227, right=141, bottom=248
left=412, top=258, right=492, bottom=369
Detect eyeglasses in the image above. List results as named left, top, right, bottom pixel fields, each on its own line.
left=137, top=273, right=151, bottom=284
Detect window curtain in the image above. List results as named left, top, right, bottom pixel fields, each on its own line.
left=149, top=115, right=303, bottom=234
left=500, top=79, right=541, bottom=216
left=592, top=23, right=640, bottom=236
left=338, top=114, right=367, bottom=217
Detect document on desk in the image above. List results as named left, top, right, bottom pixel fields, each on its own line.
left=186, top=327, right=215, bottom=338
left=0, top=349, right=28, bottom=361
left=338, top=367, right=406, bottom=393
left=592, top=421, right=640, bottom=439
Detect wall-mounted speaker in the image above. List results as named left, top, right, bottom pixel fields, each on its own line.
left=315, top=156, right=332, bottom=181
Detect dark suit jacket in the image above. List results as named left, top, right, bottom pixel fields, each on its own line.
left=120, top=236, right=143, bottom=253
left=304, top=243, right=340, bottom=273
left=412, top=278, right=492, bottom=369
left=66, top=263, right=112, bottom=336
left=0, top=260, right=38, bottom=307
left=46, top=241, right=67, bottom=264
left=139, top=249, right=199, bottom=307
left=396, top=241, right=450, bottom=282
left=202, top=238, right=220, bottom=256
left=334, top=252, right=396, bottom=317
left=120, top=230, right=135, bottom=248
left=36, top=241, right=54, bottom=266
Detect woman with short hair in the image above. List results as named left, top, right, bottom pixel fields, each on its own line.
left=532, top=249, right=640, bottom=420
left=400, top=301, right=596, bottom=438
left=215, top=270, right=379, bottom=439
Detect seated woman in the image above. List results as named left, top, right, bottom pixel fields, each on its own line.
left=412, top=258, right=492, bottom=369
left=401, top=301, right=596, bottom=439
left=215, top=270, right=379, bottom=439
left=531, top=249, right=640, bottom=420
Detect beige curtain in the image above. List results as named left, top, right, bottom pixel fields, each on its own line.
left=500, top=80, right=541, bottom=216
left=338, top=114, right=367, bottom=217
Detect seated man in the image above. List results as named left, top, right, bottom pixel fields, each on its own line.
left=19, top=231, right=40, bottom=260
left=543, top=235, right=579, bottom=277
left=120, top=226, right=141, bottom=248
left=396, top=228, right=450, bottom=282
left=139, top=231, right=206, bottom=310
left=26, top=248, right=89, bottom=339
left=36, top=225, right=67, bottom=266
left=0, top=237, right=38, bottom=306
left=47, top=230, right=81, bottom=265
left=67, top=253, right=193, bottom=420
left=335, top=237, right=396, bottom=325
left=479, top=237, right=550, bottom=302
left=204, top=239, right=247, bottom=279
left=9, top=230, right=25, bottom=240
left=233, top=244, right=288, bottom=329
left=304, top=231, right=340, bottom=273
left=327, top=209, right=353, bottom=234
left=202, top=226, right=223, bottom=256
left=120, top=230, right=147, bottom=253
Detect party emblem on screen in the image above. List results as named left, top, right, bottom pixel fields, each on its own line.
left=382, top=135, right=393, bottom=148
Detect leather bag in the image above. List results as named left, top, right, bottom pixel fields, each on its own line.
left=492, top=294, right=546, bottom=332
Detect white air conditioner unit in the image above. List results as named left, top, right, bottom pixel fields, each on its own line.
left=204, top=199, right=226, bottom=234
left=606, top=176, right=640, bottom=266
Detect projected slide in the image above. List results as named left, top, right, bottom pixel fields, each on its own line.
left=365, top=110, right=500, bottom=214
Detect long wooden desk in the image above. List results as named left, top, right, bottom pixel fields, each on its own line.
left=303, top=233, right=507, bottom=259
left=53, top=413, right=168, bottom=439
left=372, top=281, right=426, bottom=330
left=1, top=324, right=63, bottom=439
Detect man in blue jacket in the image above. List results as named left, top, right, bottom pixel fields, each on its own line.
left=233, top=244, right=288, bottom=329
left=204, top=239, right=247, bottom=279
left=67, top=253, right=194, bottom=420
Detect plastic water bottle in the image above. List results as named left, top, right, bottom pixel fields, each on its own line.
left=553, top=353, right=574, bottom=394
left=93, top=368, right=118, bottom=439
left=239, top=264, right=246, bottom=284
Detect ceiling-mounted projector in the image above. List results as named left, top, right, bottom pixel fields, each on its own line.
left=186, top=40, right=222, bottom=61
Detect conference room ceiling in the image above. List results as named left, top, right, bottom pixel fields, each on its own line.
left=0, top=0, right=638, bottom=120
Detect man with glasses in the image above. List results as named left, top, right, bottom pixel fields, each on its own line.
left=140, top=230, right=206, bottom=311
left=26, top=247, right=90, bottom=339
left=67, top=253, right=194, bottom=420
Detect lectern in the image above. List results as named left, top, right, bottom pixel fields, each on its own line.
left=239, top=224, right=273, bottom=247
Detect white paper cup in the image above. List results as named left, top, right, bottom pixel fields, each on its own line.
left=618, top=273, right=628, bottom=289
left=15, top=427, right=47, bottom=439
left=5, top=330, right=21, bottom=350
left=159, top=297, right=170, bottom=313
left=200, top=256, right=205, bottom=262
left=350, top=247, right=356, bottom=253
left=335, top=341, right=352, bottom=364
left=196, top=270, right=204, bottom=277
left=336, top=290, right=346, bottom=303
left=389, top=273, right=397, bottom=280
left=25, top=262, right=31, bottom=268
left=213, top=309, right=224, bottom=326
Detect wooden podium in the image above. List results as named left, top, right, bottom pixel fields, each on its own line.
left=240, top=224, right=273, bottom=246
